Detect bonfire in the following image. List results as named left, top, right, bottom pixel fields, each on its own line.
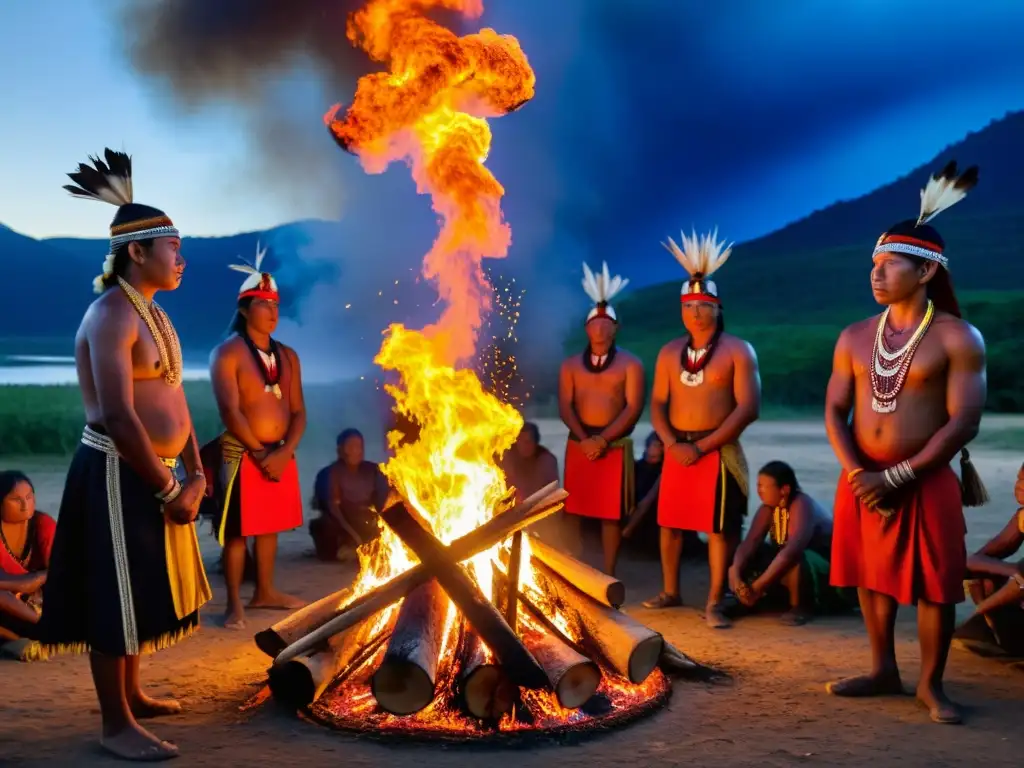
left=254, top=0, right=710, bottom=738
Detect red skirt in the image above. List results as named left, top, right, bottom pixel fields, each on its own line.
left=563, top=439, right=630, bottom=521
left=237, top=454, right=304, bottom=538
left=657, top=449, right=746, bottom=535
left=830, top=466, right=966, bottom=605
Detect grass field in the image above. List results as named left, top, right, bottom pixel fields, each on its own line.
left=0, top=380, right=394, bottom=457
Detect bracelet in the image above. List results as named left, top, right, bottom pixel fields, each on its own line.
left=157, top=475, right=182, bottom=503
left=1012, top=573, right=1024, bottom=591
left=194, top=470, right=206, bottom=480
left=883, top=460, right=915, bottom=490
left=155, top=473, right=177, bottom=500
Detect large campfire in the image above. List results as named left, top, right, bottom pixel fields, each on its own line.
left=250, top=0, right=711, bottom=739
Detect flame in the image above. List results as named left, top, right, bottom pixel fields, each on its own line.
left=313, top=0, right=670, bottom=736
left=326, top=0, right=535, bottom=365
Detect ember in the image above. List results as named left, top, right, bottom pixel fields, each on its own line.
left=256, top=0, right=709, bottom=739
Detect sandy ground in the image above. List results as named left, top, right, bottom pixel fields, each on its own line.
left=2, top=418, right=1023, bottom=766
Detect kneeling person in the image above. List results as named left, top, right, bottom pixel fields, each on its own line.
left=729, top=462, right=843, bottom=625
left=208, top=244, right=306, bottom=630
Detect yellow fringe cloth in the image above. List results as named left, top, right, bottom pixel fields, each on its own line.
left=30, top=622, right=200, bottom=661
left=215, top=433, right=247, bottom=547
left=720, top=441, right=750, bottom=498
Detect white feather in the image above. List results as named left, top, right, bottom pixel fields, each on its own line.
left=662, top=228, right=733, bottom=277
left=228, top=263, right=259, bottom=276
left=918, top=164, right=977, bottom=225
left=254, top=241, right=268, bottom=271
left=581, top=261, right=628, bottom=304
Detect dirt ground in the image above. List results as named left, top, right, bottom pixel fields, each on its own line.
left=2, top=418, right=1023, bottom=767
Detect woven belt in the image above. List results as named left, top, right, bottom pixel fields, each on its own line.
left=82, top=426, right=179, bottom=468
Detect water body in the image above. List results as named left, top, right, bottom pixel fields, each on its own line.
left=0, top=355, right=210, bottom=386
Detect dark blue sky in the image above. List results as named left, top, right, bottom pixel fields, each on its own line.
left=2, top=0, right=1021, bottom=256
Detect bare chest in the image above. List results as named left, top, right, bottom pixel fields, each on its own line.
left=130, top=318, right=174, bottom=381
left=571, top=360, right=629, bottom=396
left=851, top=327, right=947, bottom=392
left=236, top=346, right=292, bottom=404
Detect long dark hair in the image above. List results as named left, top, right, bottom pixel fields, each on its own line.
left=758, top=461, right=800, bottom=494
left=0, top=470, right=33, bottom=503
left=228, top=296, right=254, bottom=337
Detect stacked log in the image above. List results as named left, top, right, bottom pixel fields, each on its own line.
left=263, top=482, right=709, bottom=723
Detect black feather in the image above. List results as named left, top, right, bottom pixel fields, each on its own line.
left=955, top=165, right=979, bottom=191
left=104, top=149, right=132, bottom=179
left=63, top=184, right=95, bottom=198
left=63, top=148, right=133, bottom=204
left=937, top=159, right=958, bottom=181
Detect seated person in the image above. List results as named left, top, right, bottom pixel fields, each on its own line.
left=309, top=429, right=388, bottom=562
left=500, top=422, right=561, bottom=544
left=623, top=432, right=706, bottom=559
left=501, top=422, right=559, bottom=502
left=0, top=471, right=54, bottom=660
left=953, top=462, right=1024, bottom=658
left=728, top=461, right=841, bottom=626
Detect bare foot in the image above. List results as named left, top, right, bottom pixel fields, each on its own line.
left=131, top=692, right=183, bottom=719
left=223, top=605, right=246, bottom=630
left=248, top=590, right=306, bottom=611
left=100, top=722, right=179, bottom=761
left=705, top=604, right=732, bottom=629
left=826, top=672, right=905, bottom=697
left=642, top=592, right=682, bottom=609
left=916, top=686, right=963, bottom=724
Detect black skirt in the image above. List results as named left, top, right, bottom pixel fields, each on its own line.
left=36, top=428, right=200, bottom=657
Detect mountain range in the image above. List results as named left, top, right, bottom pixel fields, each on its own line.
left=2, top=110, right=1022, bottom=362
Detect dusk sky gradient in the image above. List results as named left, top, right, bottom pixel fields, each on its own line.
left=1, top=0, right=1023, bottom=246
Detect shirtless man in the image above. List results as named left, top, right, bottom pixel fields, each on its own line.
left=559, top=262, right=645, bottom=575
left=37, top=150, right=213, bottom=760
left=825, top=162, right=986, bottom=724
left=646, top=230, right=760, bottom=629
left=208, top=243, right=306, bottom=630
left=502, top=422, right=561, bottom=544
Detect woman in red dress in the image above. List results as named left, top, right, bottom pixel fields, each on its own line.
left=1, top=470, right=55, bottom=658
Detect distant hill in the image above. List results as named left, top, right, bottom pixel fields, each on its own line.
left=617, top=110, right=1024, bottom=319
left=2, top=110, right=1023, bottom=365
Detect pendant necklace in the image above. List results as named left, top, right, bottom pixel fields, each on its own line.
left=870, top=300, right=934, bottom=414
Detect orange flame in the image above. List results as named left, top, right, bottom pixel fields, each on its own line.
left=326, top=0, right=536, bottom=365
left=325, top=0, right=535, bottom=618
left=316, top=0, right=666, bottom=734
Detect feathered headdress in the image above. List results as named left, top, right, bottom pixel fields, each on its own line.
left=662, top=228, right=734, bottom=303
left=873, top=161, right=979, bottom=270
left=230, top=241, right=279, bottom=303
left=581, top=262, right=629, bottom=323
left=64, top=149, right=180, bottom=294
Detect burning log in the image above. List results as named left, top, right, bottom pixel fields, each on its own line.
left=527, top=534, right=625, bottom=608
left=274, top=483, right=566, bottom=665
left=503, top=531, right=523, bottom=629
left=457, top=628, right=515, bottom=721
left=371, top=579, right=449, bottom=716
left=529, top=560, right=663, bottom=684
left=268, top=615, right=390, bottom=709
left=519, top=621, right=601, bottom=710
left=380, top=501, right=548, bottom=689
left=255, top=587, right=351, bottom=658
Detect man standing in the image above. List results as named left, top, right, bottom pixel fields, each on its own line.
left=38, top=150, right=213, bottom=760
left=208, top=244, right=306, bottom=630
left=559, top=262, right=645, bottom=576
left=646, top=230, right=760, bottom=629
left=825, top=162, right=986, bottom=724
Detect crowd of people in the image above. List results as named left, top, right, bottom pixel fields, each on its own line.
left=0, top=149, right=1019, bottom=757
